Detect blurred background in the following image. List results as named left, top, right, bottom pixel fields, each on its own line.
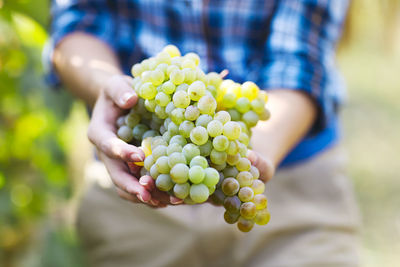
left=0, top=0, right=399, bottom=266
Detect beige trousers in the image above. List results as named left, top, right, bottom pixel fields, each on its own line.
left=76, top=145, right=360, bottom=267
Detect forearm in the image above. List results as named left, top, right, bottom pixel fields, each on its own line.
left=52, top=33, right=123, bottom=107
left=251, top=90, right=317, bottom=168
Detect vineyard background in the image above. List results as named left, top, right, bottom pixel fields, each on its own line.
left=0, top=0, right=399, bottom=266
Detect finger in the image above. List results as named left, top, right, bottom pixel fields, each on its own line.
left=116, top=187, right=140, bottom=203
left=139, top=175, right=155, bottom=191
left=170, top=195, right=184, bottom=205
left=104, top=75, right=137, bottom=109
left=127, top=162, right=142, bottom=174
left=247, top=150, right=275, bottom=183
left=150, top=189, right=175, bottom=207
left=101, top=154, right=152, bottom=202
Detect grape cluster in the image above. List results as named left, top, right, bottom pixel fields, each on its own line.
left=116, top=45, right=271, bottom=232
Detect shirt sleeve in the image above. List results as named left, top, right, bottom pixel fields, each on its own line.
left=43, top=0, right=117, bottom=88
left=256, top=0, right=349, bottom=134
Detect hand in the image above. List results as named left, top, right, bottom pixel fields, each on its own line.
left=87, top=75, right=182, bottom=207
left=247, top=150, right=275, bottom=183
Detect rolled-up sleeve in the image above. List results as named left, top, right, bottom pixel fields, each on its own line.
left=257, top=0, right=349, bottom=133
left=43, top=0, right=117, bottom=88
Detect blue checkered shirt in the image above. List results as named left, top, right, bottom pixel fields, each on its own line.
left=45, top=0, right=349, bottom=166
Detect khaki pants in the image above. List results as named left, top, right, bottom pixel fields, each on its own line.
left=77, top=145, right=360, bottom=267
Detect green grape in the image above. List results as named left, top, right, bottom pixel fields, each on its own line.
left=210, top=162, right=226, bottom=171
left=170, top=163, right=189, bottom=183
left=151, top=136, right=167, bottom=149
left=237, top=217, right=254, bottom=232
left=207, top=120, right=223, bottom=137
left=125, top=113, right=140, bottom=128
left=203, top=168, right=220, bottom=187
left=179, top=120, right=195, bottom=138
left=209, top=189, right=225, bottom=205
left=183, top=197, right=196, bottom=205
left=241, top=81, right=259, bottom=101
left=133, top=97, right=146, bottom=112
left=164, top=117, right=172, bottom=129
left=144, top=155, right=154, bottom=171
left=162, top=81, right=176, bottom=95
left=226, top=141, right=239, bottom=156
left=116, top=116, right=125, bottom=128
left=134, top=80, right=143, bottom=94
left=163, top=44, right=181, bottom=58
left=169, top=135, right=187, bottom=147
left=199, top=139, right=213, bottom=157
left=210, top=149, right=227, bottom=165
left=236, top=158, right=251, bottom=172
left=253, top=194, right=267, bottom=210
left=237, top=121, right=249, bottom=134
left=184, top=52, right=200, bottom=65
left=190, top=155, right=208, bottom=169
left=236, top=97, right=251, bottom=113
left=141, top=70, right=152, bottom=83
left=207, top=185, right=216, bottom=195
left=152, top=145, right=167, bottom=160
left=168, top=121, right=179, bottom=135
left=167, top=143, right=182, bottom=156
left=171, top=108, right=185, bottom=125
left=144, top=99, right=157, bottom=112
left=190, top=184, right=209, bottom=203
left=159, top=125, right=166, bottom=134
left=238, top=132, right=250, bottom=146
left=259, top=108, right=271, bottom=121
left=176, top=83, right=189, bottom=92
left=162, top=131, right=172, bottom=143
left=242, top=110, right=259, bottom=128
left=117, top=125, right=133, bottom=142
left=238, top=187, right=255, bottom=202
left=140, top=82, right=157, bottom=100
left=182, top=68, right=197, bottom=84
left=249, top=166, right=260, bottom=180
left=240, top=202, right=257, bottom=219
left=212, top=135, right=229, bottom=152
left=167, top=65, right=180, bottom=77
left=188, top=80, right=206, bottom=101
left=156, top=174, right=174, bottom=191
left=143, top=130, right=158, bottom=139
left=198, top=95, right=217, bottom=115
left=214, top=111, right=231, bottom=125
left=156, top=51, right=171, bottom=64
left=206, top=85, right=217, bottom=98
left=181, top=58, right=196, bottom=69
left=154, top=106, right=167, bottom=120
left=148, top=58, right=158, bottom=70
left=171, top=56, right=183, bottom=67
left=131, top=63, right=142, bottom=77
left=155, top=92, right=171, bottom=107
left=156, top=156, right=171, bottom=174
left=170, top=69, right=185, bottom=85
left=173, top=90, right=190, bottom=108
left=173, top=183, right=190, bottom=199
left=251, top=98, right=265, bottom=114
left=236, top=171, right=253, bottom=187
left=150, top=69, right=165, bottom=86
left=182, top=143, right=200, bottom=162
left=217, top=172, right=225, bottom=187
left=223, top=196, right=241, bottom=213
left=165, top=103, right=176, bottom=116
left=205, top=72, right=222, bottom=88
left=221, top=178, right=240, bottom=196
left=185, top=105, right=200, bottom=121
left=168, top=152, right=187, bottom=168
left=196, top=68, right=206, bottom=83
left=140, top=166, right=149, bottom=177
left=223, top=121, right=242, bottom=140
left=150, top=164, right=159, bottom=179
left=224, top=211, right=240, bottom=224
left=196, top=114, right=213, bottom=127
left=222, top=92, right=237, bottom=108
left=222, top=166, right=239, bottom=178
left=189, top=165, right=205, bottom=184
left=227, top=109, right=241, bottom=121
left=156, top=63, right=168, bottom=74
left=237, top=142, right=248, bottom=157
left=254, top=208, right=270, bottom=225
left=132, top=124, right=149, bottom=140
left=190, top=126, right=208, bottom=146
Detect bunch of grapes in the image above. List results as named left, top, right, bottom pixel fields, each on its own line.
left=116, top=45, right=271, bottom=232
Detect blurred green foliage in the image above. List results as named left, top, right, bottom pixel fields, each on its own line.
left=0, top=1, right=82, bottom=266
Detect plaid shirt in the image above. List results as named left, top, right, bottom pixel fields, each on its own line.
left=45, top=0, right=349, bottom=165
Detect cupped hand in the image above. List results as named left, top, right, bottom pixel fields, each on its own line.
left=247, top=150, right=275, bottom=183
left=87, top=75, right=183, bottom=207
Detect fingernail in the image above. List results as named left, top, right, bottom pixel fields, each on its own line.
left=139, top=180, right=148, bottom=186
left=150, top=199, right=159, bottom=206
left=121, top=92, right=134, bottom=104
left=131, top=154, right=144, bottom=162
left=137, top=194, right=147, bottom=203
left=171, top=199, right=183, bottom=205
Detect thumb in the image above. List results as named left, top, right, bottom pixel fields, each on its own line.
left=104, top=75, right=138, bottom=109
left=247, top=150, right=275, bottom=183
